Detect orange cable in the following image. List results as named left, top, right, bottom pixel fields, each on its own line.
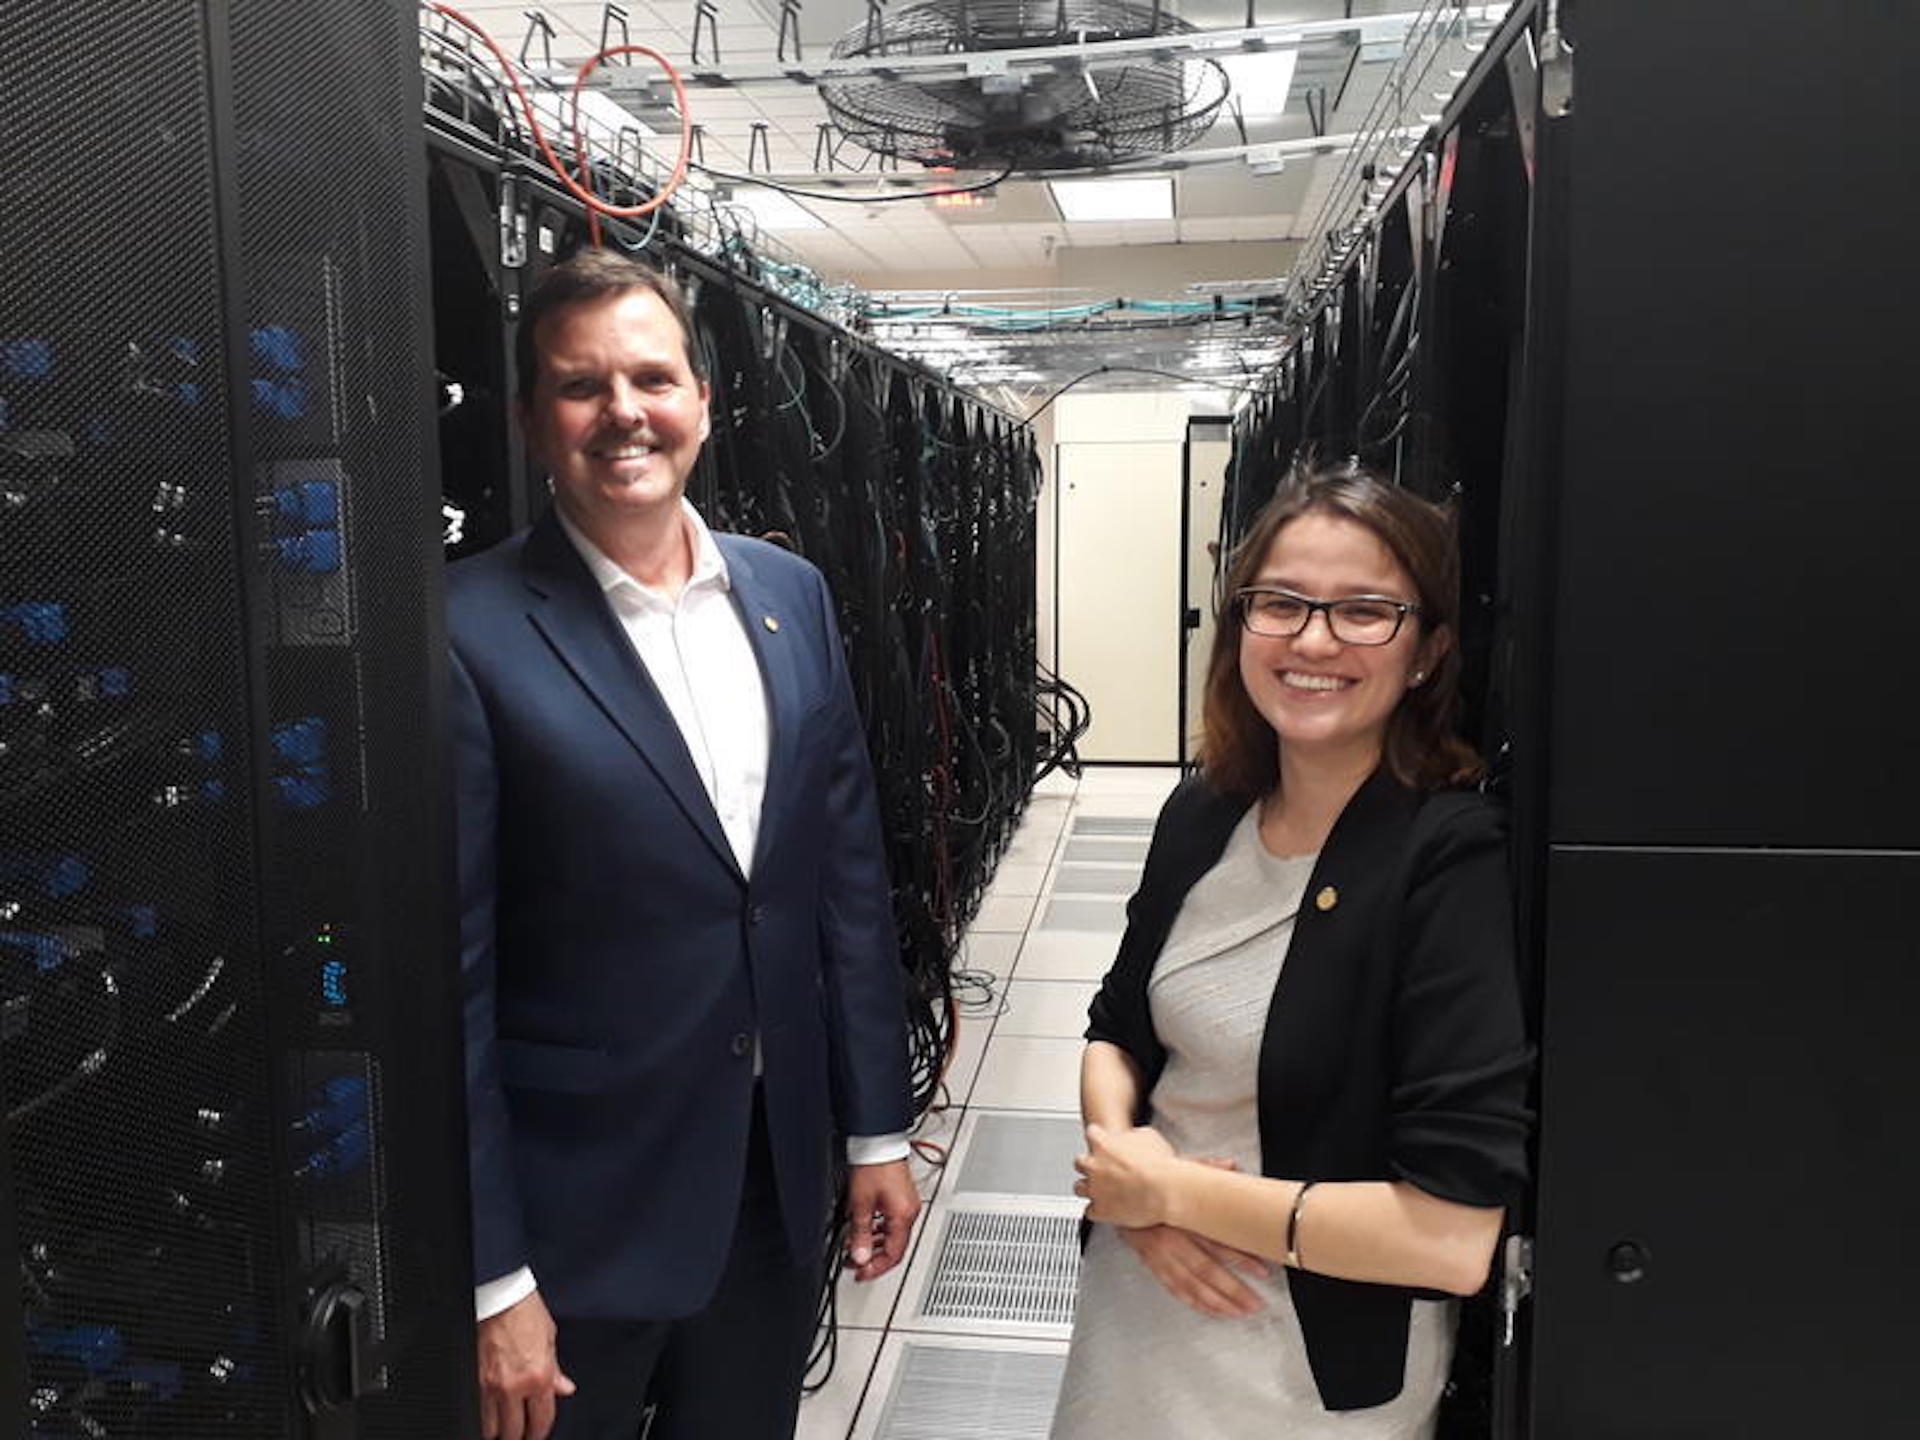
left=429, top=5, right=692, bottom=223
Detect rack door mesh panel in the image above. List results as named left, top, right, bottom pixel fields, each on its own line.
left=3, top=1, right=469, bottom=1433
left=226, top=0, right=472, bottom=1434
left=1, top=2, right=286, bottom=1434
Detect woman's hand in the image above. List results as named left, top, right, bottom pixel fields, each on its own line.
left=1117, top=1224, right=1271, bottom=1318
left=1074, top=1123, right=1182, bottom=1229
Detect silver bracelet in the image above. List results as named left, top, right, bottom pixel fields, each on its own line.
left=1285, top=1181, right=1317, bottom=1270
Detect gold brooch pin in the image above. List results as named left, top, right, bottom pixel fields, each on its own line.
left=1314, top=886, right=1339, bottom=913
left=763, top=615, right=780, bottom=633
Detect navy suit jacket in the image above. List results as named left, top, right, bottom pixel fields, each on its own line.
left=447, top=508, right=911, bottom=1319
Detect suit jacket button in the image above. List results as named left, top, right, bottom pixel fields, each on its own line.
left=730, top=1032, right=752, bottom=1058
left=748, top=905, right=765, bottom=926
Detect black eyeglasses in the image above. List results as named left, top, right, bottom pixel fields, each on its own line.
left=1234, top=587, right=1420, bottom=646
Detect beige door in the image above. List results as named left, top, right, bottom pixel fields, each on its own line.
left=1182, top=423, right=1232, bottom=762
left=1055, top=440, right=1183, bottom=762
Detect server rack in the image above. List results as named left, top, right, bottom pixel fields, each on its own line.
left=419, top=83, right=1045, bottom=1118
left=1516, top=4, right=1917, bottom=1435
left=0, top=2, right=475, bottom=1434
left=1225, top=2, right=1919, bottom=1433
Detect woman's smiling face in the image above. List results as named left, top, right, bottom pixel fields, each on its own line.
left=1237, top=510, right=1436, bottom=768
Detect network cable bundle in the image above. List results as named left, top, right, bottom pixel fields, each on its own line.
left=2, top=1, right=473, bottom=1434
left=420, top=7, right=1046, bottom=1133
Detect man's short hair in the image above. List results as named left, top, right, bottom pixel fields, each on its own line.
left=514, top=249, right=706, bottom=405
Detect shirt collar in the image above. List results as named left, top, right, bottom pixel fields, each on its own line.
left=555, top=498, right=730, bottom=601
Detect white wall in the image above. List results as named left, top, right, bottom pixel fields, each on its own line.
left=1048, top=391, right=1234, bottom=764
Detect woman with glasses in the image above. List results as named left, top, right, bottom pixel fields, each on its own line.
left=1051, top=462, right=1532, bottom=1439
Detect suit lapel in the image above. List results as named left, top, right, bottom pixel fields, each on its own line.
left=519, top=511, right=741, bottom=881
left=720, top=537, right=803, bottom=877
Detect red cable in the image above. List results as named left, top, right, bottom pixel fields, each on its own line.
left=429, top=5, right=692, bottom=224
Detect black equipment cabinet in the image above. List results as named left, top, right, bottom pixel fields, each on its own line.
left=1225, top=1, right=1919, bottom=1432
left=0, top=2, right=475, bottom=1435
left=1515, top=3, right=1920, bottom=1435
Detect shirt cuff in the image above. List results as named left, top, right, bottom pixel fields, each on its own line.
left=475, top=1266, right=538, bottom=1321
left=846, top=1132, right=911, bottom=1166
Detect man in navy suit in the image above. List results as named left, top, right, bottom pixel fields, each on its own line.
left=448, top=250, right=920, bottom=1440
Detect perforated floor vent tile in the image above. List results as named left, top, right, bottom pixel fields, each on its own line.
left=1062, top=837, right=1152, bottom=864
left=955, top=1114, right=1087, bottom=1198
left=1050, top=864, right=1139, bottom=895
left=871, top=1343, right=1067, bottom=1440
left=1069, top=815, right=1156, bottom=837
left=1040, top=897, right=1127, bottom=933
left=919, top=1208, right=1081, bottom=1328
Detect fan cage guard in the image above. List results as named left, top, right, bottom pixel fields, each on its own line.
left=821, top=0, right=1229, bottom=169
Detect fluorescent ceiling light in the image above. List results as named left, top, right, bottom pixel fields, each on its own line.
left=722, top=186, right=823, bottom=231
left=1216, top=48, right=1299, bottom=120
left=1048, top=175, right=1173, bottom=223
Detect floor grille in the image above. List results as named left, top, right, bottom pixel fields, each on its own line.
left=1050, top=864, right=1139, bottom=894
left=955, top=1114, right=1086, bottom=1197
left=918, top=1208, right=1081, bottom=1328
left=870, top=1343, right=1067, bottom=1440
left=1069, top=815, right=1156, bottom=837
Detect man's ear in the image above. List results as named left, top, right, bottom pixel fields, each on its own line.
left=697, top=380, right=712, bottom=442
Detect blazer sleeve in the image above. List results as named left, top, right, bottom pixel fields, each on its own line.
left=808, top=567, right=913, bottom=1138
left=1387, top=793, right=1534, bottom=1208
left=449, top=644, right=529, bottom=1285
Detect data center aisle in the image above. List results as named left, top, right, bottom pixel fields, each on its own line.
left=798, top=765, right=1184, bottom=1440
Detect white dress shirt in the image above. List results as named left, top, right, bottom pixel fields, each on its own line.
left=475, top=502, right=907, bottom=1321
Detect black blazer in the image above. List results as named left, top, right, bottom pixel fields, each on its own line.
left=1086, top=768, right=1532, bottom=1411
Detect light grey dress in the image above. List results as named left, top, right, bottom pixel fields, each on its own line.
left=1051, top=807, right=1454, bottom=1439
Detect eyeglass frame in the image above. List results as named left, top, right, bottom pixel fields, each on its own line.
left=1232, top=586, right=1422, bottom=646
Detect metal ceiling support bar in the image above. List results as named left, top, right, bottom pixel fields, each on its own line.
left=518, top=10, right=555, bottom=72
left=777, top=0, right=804, bottom=64
left=616, top=125, right=646, bottom=178
left=747, top=121, right=772, bottom=173
left=585, top=10, right=1504, bottom=93
left=691, top=0, right=720, bottom=66
left=730, top=127, right=1396, bottom=187
left=599, top=3, right=630, bottom=61
left=813, top=121, right=842, bottom=171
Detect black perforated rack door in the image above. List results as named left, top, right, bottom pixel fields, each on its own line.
left=0, top=2, right=474, bottom=1435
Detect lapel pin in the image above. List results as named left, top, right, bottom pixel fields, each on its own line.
left=1314, top=885, right=1339, bottom=913
left=763, top=614, right=781, bottom=633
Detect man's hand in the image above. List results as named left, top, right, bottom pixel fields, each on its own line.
left=477, top=1290, right=576, bottom=1440
left=845, top=1158, right=921, bottom=1282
